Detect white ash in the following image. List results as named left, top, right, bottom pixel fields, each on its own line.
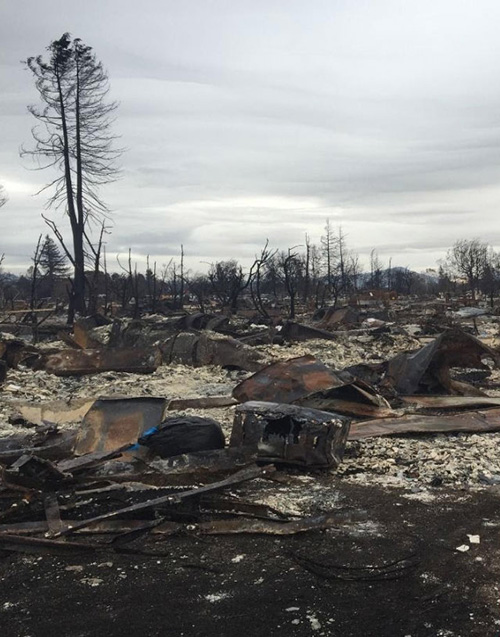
left=338, top=433, right=500, bottom=488
left=1, top=329, right=500, bottom=492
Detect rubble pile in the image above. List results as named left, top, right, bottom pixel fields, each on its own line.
left=1, top=306, right=500, bottom=555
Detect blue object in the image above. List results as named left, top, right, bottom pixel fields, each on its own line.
left=127, top=425, right=159, bottom=451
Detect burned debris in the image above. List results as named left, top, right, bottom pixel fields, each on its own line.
left=2, top=297, right=500, bottom=558
left=231, top=402, right=350, bottom=469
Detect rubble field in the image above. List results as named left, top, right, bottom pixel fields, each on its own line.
left=1, top=307, right=500, bottom=636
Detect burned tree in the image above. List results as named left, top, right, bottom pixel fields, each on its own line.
left=208, top=260, right=252, bottom=313
left=445, top=239, right=488, bottom=300
left=278, top=248, right=303, bottom=319
left=0, top=185, right=7, bottom=208
left=23, top=34, right=121, bottom=318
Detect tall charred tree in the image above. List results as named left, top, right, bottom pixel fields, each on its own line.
left=23, top=34, right=121, bottom=318
left=279, top=248, right=303, bottom=319
left=0, top=185, right=8, bottom=208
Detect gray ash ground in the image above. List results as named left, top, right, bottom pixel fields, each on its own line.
left=1, top=332, right=499, bottom=491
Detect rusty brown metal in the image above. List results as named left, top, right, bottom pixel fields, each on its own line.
left=232, top=355, right=390, bottom=418
left=74, top=397, right=167, bottom=455
left=0, top=338, right=40, bottom=369
left=231, top=401, right=350, bottom=469
left=40, top=347, right=161, bottom=376
left=161, top=332, right=264, bottom=371
left=294, top=378, right=394, bottom=419
left=233, top=355, right=345, bottom=404
left=70, top=315, right=114, bottom=349
left=349, top=407, right=500, bottom=439
left=384, top=328, right=500, bottom=396
left=16, top=398, right=95, bottom=427
left=401, top=396, right=500, bottom=409
left=280, top=321, right=338, bottom=342
left=0, top=512, right=354, bottom=537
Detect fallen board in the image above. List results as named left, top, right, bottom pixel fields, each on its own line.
left=349, top=408, right=500, bottom=439
left=401, top=396, right=500, bottom=409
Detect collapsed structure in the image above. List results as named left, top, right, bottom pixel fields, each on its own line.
left=1, top=299, right=500, bottom=555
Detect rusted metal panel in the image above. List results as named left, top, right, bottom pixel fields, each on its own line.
left=74, top=397, right=167, bottom=455
left=294, top=378, right=394, bottom=418
left=401, top=396, right=500, bottom=409
left=0, top=431, right=78, bottom=465
left=0, top=338, right=40, bottom=369
left=349, top=408, right=500, bottom=440
left=232, top=355, right=390, bottom=418
left=161, top=332, right=264, bottom=371
left=233, top=355, right=345, bottom=404
left=231, top=401, right=350, bottom=469
left=71, top=315, right=114, bottom=349
left=384, top=328, right=500, bottom=396
left=280, top=321, right=338, bottom=342
left=0, top=512, right=353, bottom=537
left=40, top=347, right=161, bottom=376
left=16, top=398, right=95, bottom=427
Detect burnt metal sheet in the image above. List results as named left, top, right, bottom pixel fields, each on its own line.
left=71, top=315, right=114, bottom=349
left=233, top=355, right=345, bottom=404
left=0, top=431, right=78, bottom=465
left=231, top=401, right=350, bottom=469
left=40, top=347, right=161, bottom=376
left=384, top=328, right=500, bottom=396
left=161, top=332, right=264, bottom=371
left=349, top=408, right=500, bottom=440
left=74, top=397, right=168, bottom=455
left=16, top=398, right=95, bottom=427
left=401, top=396, right=500, bottom=409
left=0, top=512, right=354, bottom=537
left=280, top=321, right=338, bottom=342
left=0, top=338, right=40, bottom=369
left=58, top=465, right=273, bottom=537
left=294, top=378, right=393, bottom=419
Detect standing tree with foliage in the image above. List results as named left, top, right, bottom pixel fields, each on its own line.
left=39, top=234, right=69, bottom=298
left=22, top=33, right=121, bottom=318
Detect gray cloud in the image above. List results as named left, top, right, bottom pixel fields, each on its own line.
left=2, top=1, right=500, bottom=274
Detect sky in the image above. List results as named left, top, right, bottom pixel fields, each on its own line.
left=2, top=0, right=500, bottom=275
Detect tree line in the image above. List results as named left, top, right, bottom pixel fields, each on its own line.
left=1, top=33, right=499, bottom=322
left=2, top=229, right=499, bottom=322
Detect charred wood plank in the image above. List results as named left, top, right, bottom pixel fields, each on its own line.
left=56, top=464, right=274, bottom=537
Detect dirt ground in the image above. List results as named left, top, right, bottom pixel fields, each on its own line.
left=1, top=480, right=499, bottom=637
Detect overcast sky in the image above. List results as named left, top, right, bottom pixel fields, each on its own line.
left=2, top=0, right=500, bottom=275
